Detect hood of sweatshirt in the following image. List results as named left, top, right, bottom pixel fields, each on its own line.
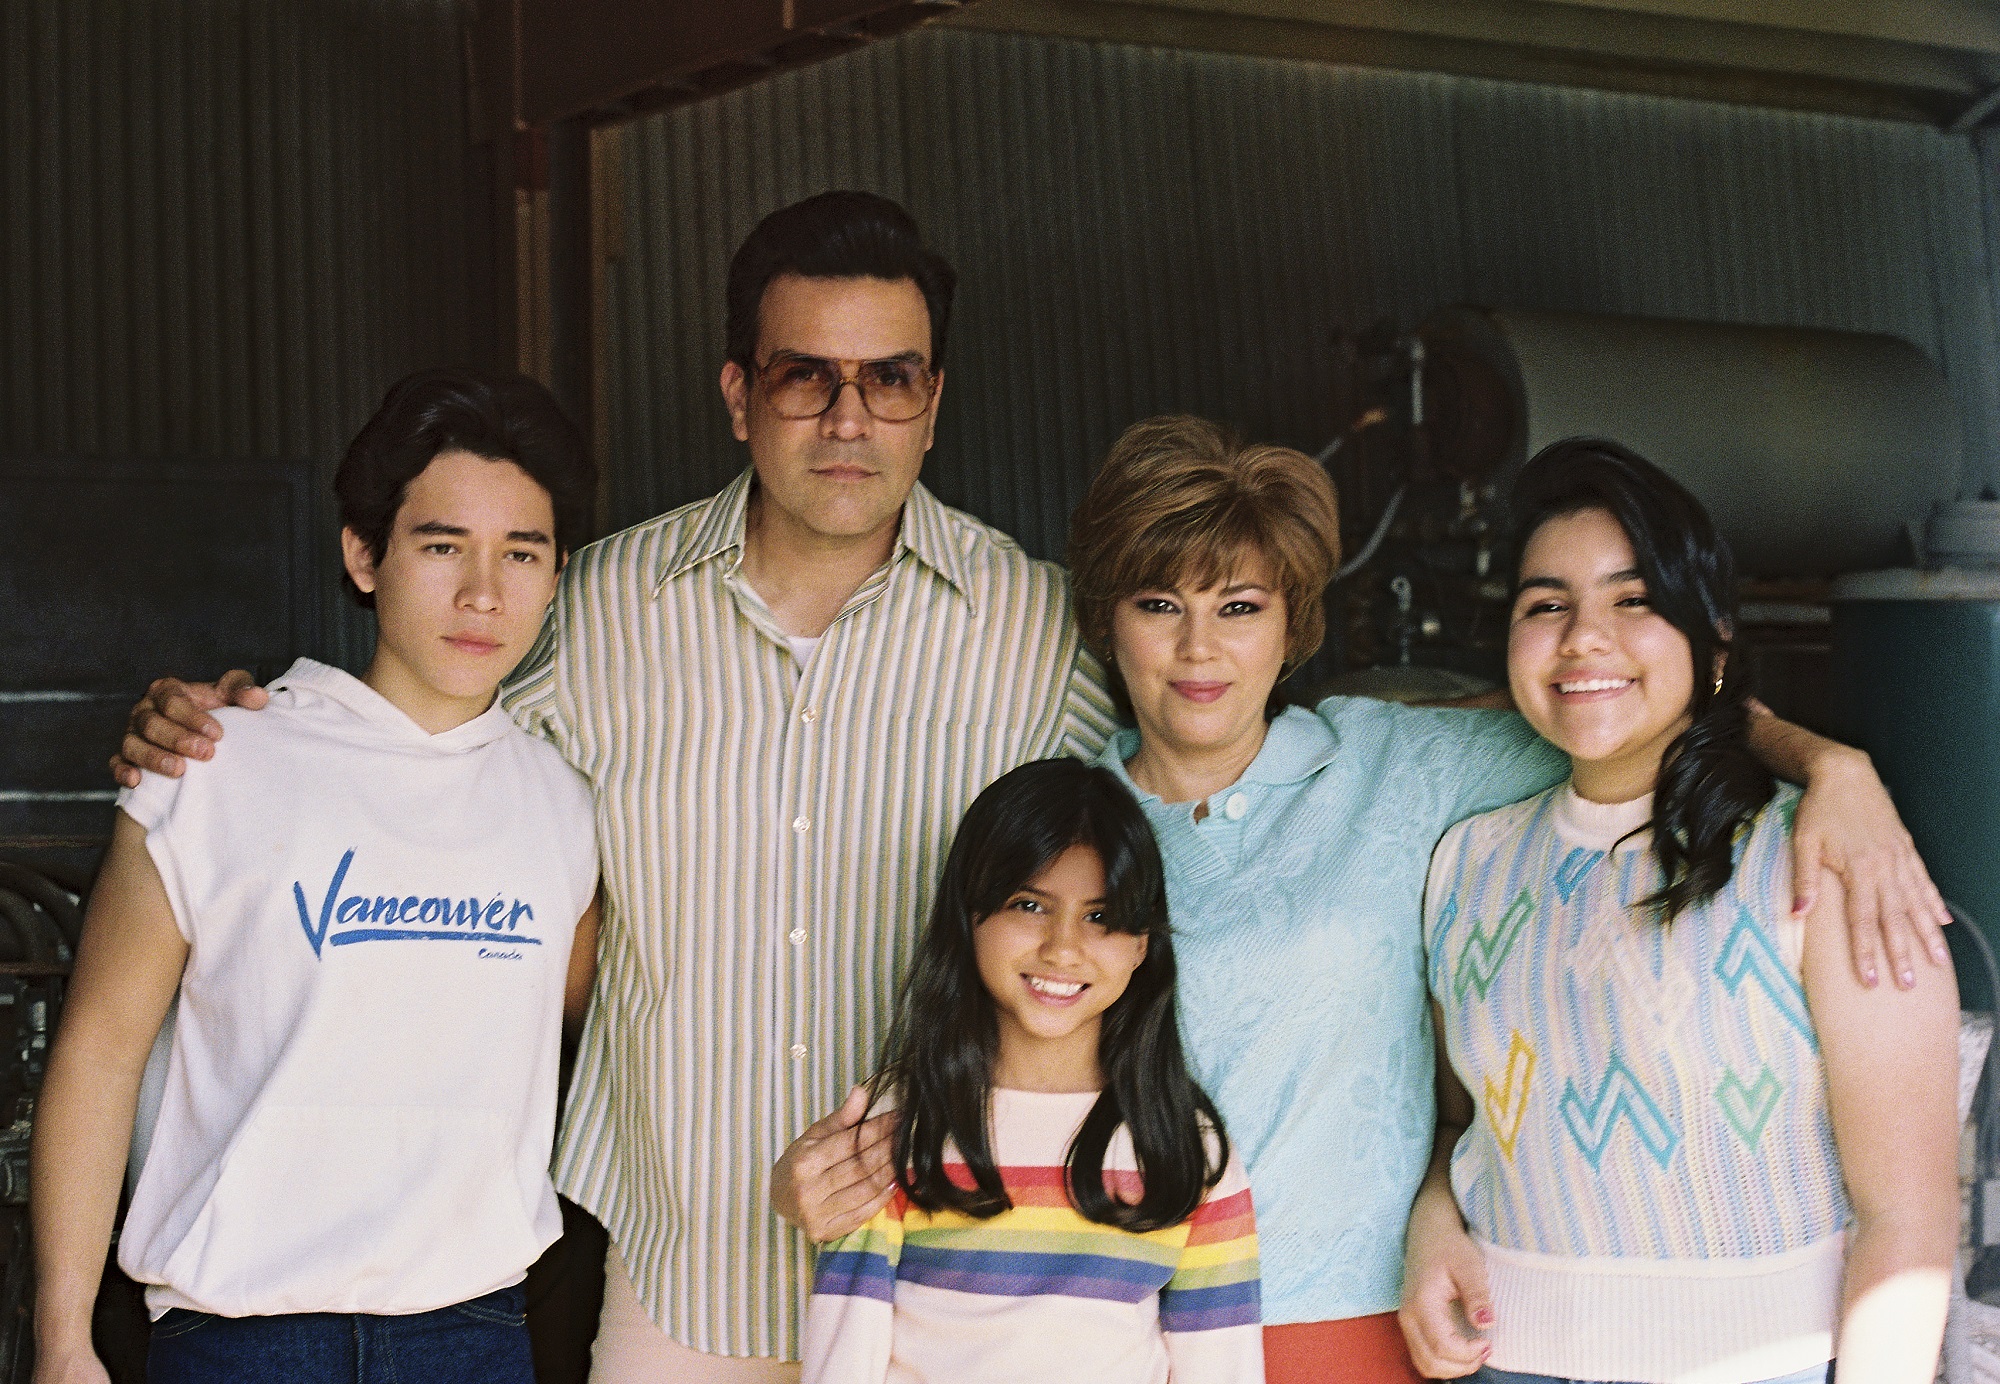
left=264, top=658, right=518, bottom=756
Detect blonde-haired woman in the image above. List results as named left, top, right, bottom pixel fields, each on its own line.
left=1064, top=415, right=1946, bottom=1384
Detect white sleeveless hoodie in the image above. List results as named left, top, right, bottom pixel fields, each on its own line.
left=115, top=659, right=597, bottom=1318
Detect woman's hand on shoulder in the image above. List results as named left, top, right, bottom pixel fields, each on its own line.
left=1398, top=1212, right=1493, bottom=1378
left=1791, top=743, right=1951, bottom=990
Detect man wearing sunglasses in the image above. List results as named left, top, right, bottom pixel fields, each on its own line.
left=113, top=191, right=1116, bottom=1383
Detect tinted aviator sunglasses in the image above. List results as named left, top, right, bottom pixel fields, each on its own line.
left=752, top=353, right=939, bottom=422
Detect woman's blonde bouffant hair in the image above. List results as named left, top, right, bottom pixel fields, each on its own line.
left=1068, top=415, right=1341, bottom=709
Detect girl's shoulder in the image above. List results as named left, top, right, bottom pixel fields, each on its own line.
left=1724, top=783, right=1802, bottom=899
left=1749, top=781, right=1804, bottom=843
left=1723, top=782, right=1804, bottom=949
left=1430, top=783, right=1566, bottom=871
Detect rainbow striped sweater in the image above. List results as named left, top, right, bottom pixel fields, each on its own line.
left=801, top=1088, right=1261, bottom=1384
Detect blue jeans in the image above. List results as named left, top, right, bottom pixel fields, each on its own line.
left=146, top=1284, right=533, bottom=1384
left=1478, top=1367, right=1830, bottom=1384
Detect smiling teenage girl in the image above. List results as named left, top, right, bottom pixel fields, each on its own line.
left=1405, top=439, right=1958, bottom=1383
left=30, top=370, right=602, bottom=1384
left=802, top=758, right=1260, bottom=1384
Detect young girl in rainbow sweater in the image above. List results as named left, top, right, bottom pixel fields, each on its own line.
left=802, top=757, right=1261, bottom=1384
left=1405, top=439, right=1959, bottom=1384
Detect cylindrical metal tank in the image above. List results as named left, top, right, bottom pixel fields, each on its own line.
left=1415, top=308, right=1962, bottom=576
left=1832, top=568, right=2000, bottom=1005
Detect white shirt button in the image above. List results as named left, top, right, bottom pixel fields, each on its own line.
left=789, top=1043, right=807, bottom=1060
left=788, top=928, right=807, bottom=945
left=1223, top=792, right=1249, bottom=821
left=800, top=706, right=818, bottom=724
left=792, top=815, right=810, bottom=833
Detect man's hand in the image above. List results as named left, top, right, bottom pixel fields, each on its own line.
left=771, top=1086, right=897, bottom=1242
left=111, top=671, right=267, bottom=787
left=1792, top=746, right=1951, bottom=991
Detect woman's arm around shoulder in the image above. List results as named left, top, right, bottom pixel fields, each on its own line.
left=31, top=812, right=191, bottom=1384
left=1420, top=687, right=1953, bottom=987
left=1800, top=866, right=1958, bottom=1382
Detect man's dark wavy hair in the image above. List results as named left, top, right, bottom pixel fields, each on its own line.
left=334, top=368, right=593, bottom=608
left=725, top=190, right=956, bottom=369
left=1512, top=437, right=1773, bottom=922
left=870, top=758, right=1227, bottom=1232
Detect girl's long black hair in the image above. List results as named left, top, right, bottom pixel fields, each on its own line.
left=1512, top=438, right=1774, bottom=922
left=871, top=757, right=1227, bottom=1232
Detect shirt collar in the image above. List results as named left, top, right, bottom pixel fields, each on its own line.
left=894, top=479, right=973, bottom=607
left=654, top=469, right=973, bottom=609
left=657, top=469, right=756, bottom=590
left=1095, top=703, right=1340, bottom=804
left=271, top=657, right=518, bottom=752
left=1241, top=704, right=1341, bottom=786
left=1553, top=780, right=1653, bottom=851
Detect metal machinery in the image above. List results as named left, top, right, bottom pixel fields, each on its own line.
left=1317, top=307, right=1960, bottom=715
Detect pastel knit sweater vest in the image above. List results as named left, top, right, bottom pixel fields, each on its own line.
left=1424, top=782, right=1846, bottom=1383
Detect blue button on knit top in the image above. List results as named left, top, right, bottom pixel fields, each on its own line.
left=1096, top=697, right=1565, bottom=1324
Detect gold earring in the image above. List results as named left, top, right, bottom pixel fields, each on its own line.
left=1712, top=673, right=1724, bottom=696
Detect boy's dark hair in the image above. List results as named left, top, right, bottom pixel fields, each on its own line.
left=334, top=368, right=594, bottom=608
left=724, top=191, right=957, bottom=369
left=872, top=758, right=1228, bottom=1234
left=1511, top=437, right=1773, bottom=922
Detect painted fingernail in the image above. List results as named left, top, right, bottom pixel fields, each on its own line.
left=1473, top=1309, right=1494, bottom=1326
left=1862, top=967, right=1878, bottom=987
left=1901, top=969, right=1915, bottom=989
left=1793, top=896, right=1809, bottom=915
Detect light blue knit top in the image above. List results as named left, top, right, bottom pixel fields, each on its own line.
left=1096, top=697, right=1565, bottom=1324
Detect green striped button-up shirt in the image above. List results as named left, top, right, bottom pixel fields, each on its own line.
left=503, top=470, right=1116, bottom=1359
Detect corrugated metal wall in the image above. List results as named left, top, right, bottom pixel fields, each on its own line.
left=606, top=26, right=2000, bottom=559
left=0, top=0, right=494, bottom=666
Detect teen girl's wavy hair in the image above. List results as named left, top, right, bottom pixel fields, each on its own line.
left=871, top=758, right=1227, bottom=1232
left=1512, top=438, right=1773, bottom=922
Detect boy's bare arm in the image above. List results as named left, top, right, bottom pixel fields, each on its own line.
left=31, top=814, right=188, bottom=1381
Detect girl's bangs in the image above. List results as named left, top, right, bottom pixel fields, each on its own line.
left=971, top=827, right=1150, bottom=937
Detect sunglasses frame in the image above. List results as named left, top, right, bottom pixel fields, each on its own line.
left=751, top=354, right=939, bottom=422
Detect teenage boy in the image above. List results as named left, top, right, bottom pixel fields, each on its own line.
left=32, top=369, right=602, bottom=1384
